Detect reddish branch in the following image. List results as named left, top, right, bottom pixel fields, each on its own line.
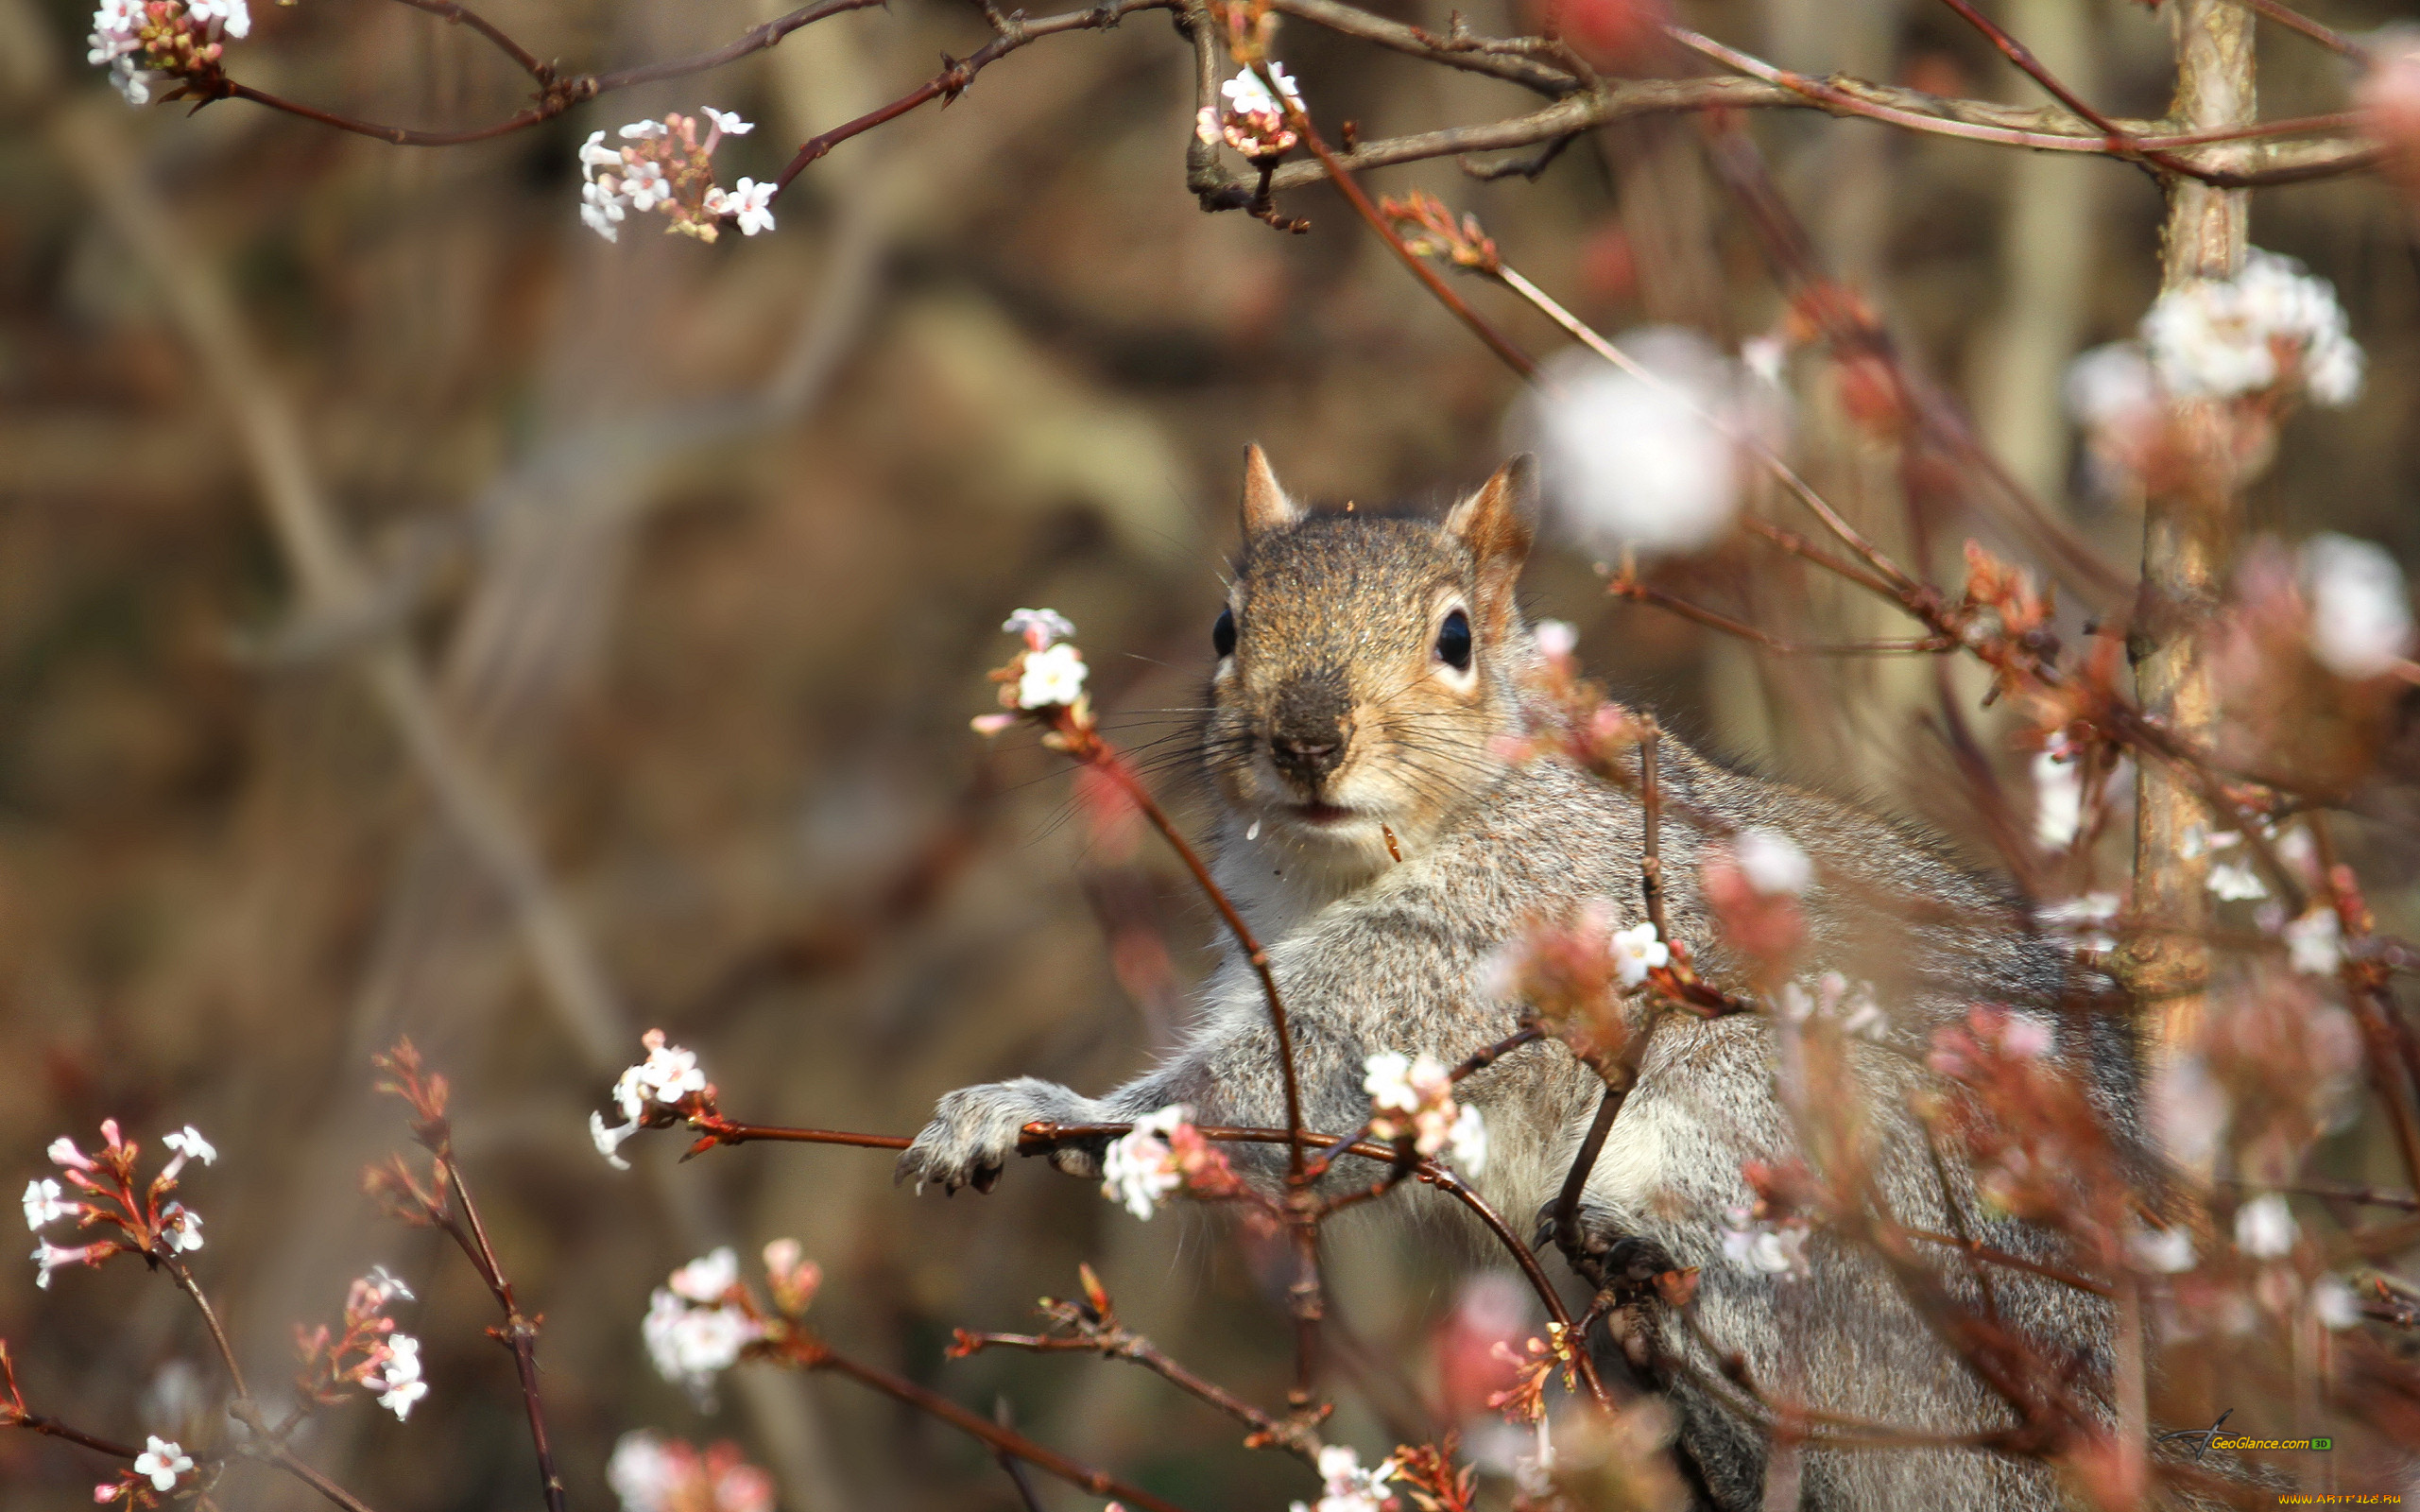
left=369, top=1042, right=565, bottom=1512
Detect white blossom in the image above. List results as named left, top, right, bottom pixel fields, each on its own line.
left=1290, top=1444, right=1395, bottom=1512
left=1017, top=643, right=1087, bottom=709
left=1610, top=921, right=1669, bottom=988
left=717, top=179, right=777, bottom=237
left=591, top=1109, right=642, bottom=1170
left=622, top=158, right=673, bottom=214
left=2234, top=1193, right=2298, bottom=1259
left=1444, top=1102, right=1488, bottom=1175
left=1532, top=619, right=1578, bottom=661
left=609, top=1431, right=678, bottom=1512
left=2036, top=888, right=2122, bottom=953
left=23, top=1178, right=77, bottom=1230
left=579, top=130, right=622, bottom=180
left=2283, top=907, right=2343, bottom=976
left=2129, top=1226, right=2197, bottom=1275
left=48, top=1135, right=96, bottom=1171
left=2206, top=858, right=2268, bottom=902
left=2140, top=248, right=2362, bottom=406
left=33, top=1240, right=101, bottom=1288
left=1005, top=607, right=1077, bottom=648
left=359, top=1265, right=414, bottom=1308
left=1221, top=62, right=1302, bottom=116
left=1734, top=827, right=1811, bottom=895
left=620, top=119, right=669, bottom=140
left=644, top=1288, right=762, bottom=1400
left=133, top=1436, right=194, bottom=1492
left=581, top=179, right=628, bottom=243
left=1100, top=1105, right=1188, bottom=1220
left=2299, top=533, right=2413, bottom=679
left=2000, top=1014, right=2055, bottom=1060
left=1721, top=1209, right=1811, bottom=1279
left=184, top=0, right=248, bottom=35
left=612, top=1029, right=707, bottom=1122
left=1517, top=332, right=1775, bottom=558
left=2063, top=340, right=2161, bottom=435
left=2033, top=751, right=2084, bottom=850
left=160, top=1202, right=203, bottom=1252
left=86, top=0, right=162, bottom=106
left=702, top=108, right=754, bottom=138
left=368, top=1332, right=428, bottom=1418
left=668, top=1246, right=740, bottom=1303
left=2313, top=1276, right=2363, bottom=1331
left=160, top=1125, right=215, bottom=1180
left=2150, top=1054, right=2228, bottom=1170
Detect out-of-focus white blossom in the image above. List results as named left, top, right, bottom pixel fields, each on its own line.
left=1017, top=643, right=1088, bottom=709
left=2064, top=341, right=2162, bottom=436
left=2033, top=752, right=2084, bottom=850
left=591, top=1111, right=641, bottom=1170
left=24, top=1178, right=77, bottom=1230
left=1721, top=1208, right=1811, bottom=1279
left=621, top=119, right=669, bottom=140
left=2141, top=249, right=2363, bottom=406
left=701, top=108, right=753, bottom=138
left=2000, top=1014, right=2054, bottom=1060
left=669, top=1246, right=740, bottom=1304
left=358, top=1264, right=414, bottom=1309
left=1776, top=972, right=1886, bottom=1040
left=2234, top=1193, right=2298, bottom=1259
left=2129, top=1226, right=2197, bottom=1275
left=2206, top=858, right=2268, bottom=902
left=2282, top=907, right=2343, bottom=976
left=1610, top=921, right=1669, bottom=988
left=1533, top=619, right=1578, bottom=662
left=1445, top=1102, right=1488, bottom=1174
left=1004, top=608, right=1076, bottom=650
left=644, top=1286, right=763, bottom=1401
left=1100, top=1105, right=1189, bottom=1220
left=2151, top=1053, right=2228, bottom=1171
left=1734, top=828, right=1810, bottom=895
left=2299, top=533, right=2413, bottom=679
left=1517, top=332, right=1776, bottom=558
left=1289, top=1444, right=1395, bottom=1512
left=368, top=1333, right=428, bottom=1418
left=2313, top=1276, right=2363, bottom=1331
left=609, top=1432, right=773, bottom=1512
left=133, top=1436, right=194, bottom=1492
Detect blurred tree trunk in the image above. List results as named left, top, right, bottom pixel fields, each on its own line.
left=1971, top=0, right=2102, bottom=502
left=2129, top=1, right=2255, bottom=1041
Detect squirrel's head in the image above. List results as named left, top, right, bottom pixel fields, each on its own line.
left=1203, top=445, right=1537, bottom=877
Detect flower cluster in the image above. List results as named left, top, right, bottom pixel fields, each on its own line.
left=641, top=1242, right=817, bottom=1403
left=1485, top=1325, right=1580, bottom=1425
left=974, top=607, right=1096, bottom=742
left=579, top=111, right=775, bottom=244
left=608, top=1430, right=776, bottom=1512
left=1719, top=1159, right=1820, bottom=1280
left=2141, top=249, right=2362, bottom=406
left=1197, top=64, right=1304, bottom=158
left=1098, top=1105, right=1246, bottom=1220
left=592, top=1028, right=712, bottom=1169
left=1927, top=1007, right=2133, bottom=1263
left=87, top=0, right=247, bottom=108
left=25, top=1120, right=213, bottom=1289
left=1289, top=1444, right=1397, bottom=1512
left=1360, top=1052, right=1487, bottom=1174
left=295, top=1265, right=428, bottom=1418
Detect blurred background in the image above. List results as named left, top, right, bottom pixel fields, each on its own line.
left=1, top=0, right=2415, bottom=1505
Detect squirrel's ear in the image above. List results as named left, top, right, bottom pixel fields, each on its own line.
left=1444, top=454, right=1536, bottom=577
left=1240, top=443, right=1302, bottom=539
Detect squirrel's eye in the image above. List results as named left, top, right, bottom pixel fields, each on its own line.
left=1435, top=609, right=1472, bottom=671
left=1212, top=606, right=1236, bottom=659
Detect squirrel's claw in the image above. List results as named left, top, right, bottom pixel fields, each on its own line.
left=897, top=1076, right=1097, bottom=1195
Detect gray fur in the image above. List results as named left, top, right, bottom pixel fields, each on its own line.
left=900, top=457, right=2130, bottom=1510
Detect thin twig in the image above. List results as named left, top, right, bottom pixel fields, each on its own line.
left=813, top=1349, right=1194, bottom=1512
left=382, top=0, right=550, bottom=79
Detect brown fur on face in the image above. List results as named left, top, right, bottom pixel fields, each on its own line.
left=1203, top=450, right=1537, bottom=887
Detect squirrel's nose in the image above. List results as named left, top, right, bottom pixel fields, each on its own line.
left=1269, top=723, right=1351, bottom=786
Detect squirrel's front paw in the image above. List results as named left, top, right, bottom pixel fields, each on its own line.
left=896, top=1078, right=1098, bottom=1194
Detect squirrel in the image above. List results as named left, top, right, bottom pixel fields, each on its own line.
left=901, top=446, right=2137, bottom=1511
